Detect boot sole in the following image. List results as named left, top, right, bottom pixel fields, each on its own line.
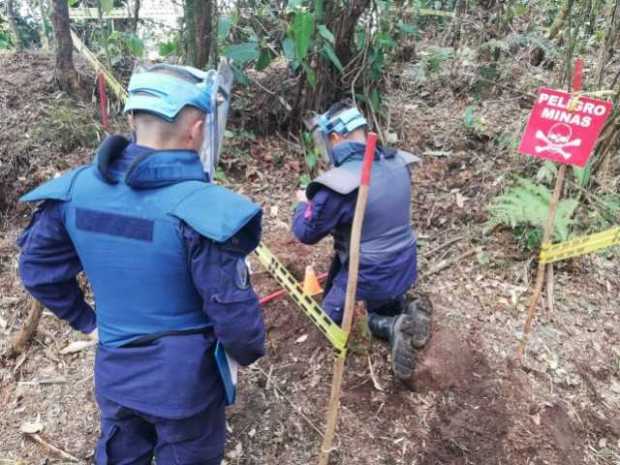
left=391, top=315, right=416, bottom=380
left=411, top=312, right=431, bottom=349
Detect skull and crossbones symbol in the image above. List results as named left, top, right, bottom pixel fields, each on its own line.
left=534, top=123, right=582, bottom=160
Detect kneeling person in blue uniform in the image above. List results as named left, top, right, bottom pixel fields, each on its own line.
left=18, top=63, right=265, bottom=464
left=292, top=100, right=431, bottom=382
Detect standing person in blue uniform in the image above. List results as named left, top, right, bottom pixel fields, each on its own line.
left=292, top=100, right=431, bottom=383
left=17, top=63, right=265, bottom=465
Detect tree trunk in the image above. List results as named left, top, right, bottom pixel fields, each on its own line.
left=184, top=0, right=215, bottom=69
left=131, top=0, right=140, bottom=33
left=296, top=0, right=371, bottom=115
left=194, top=0, right=214, bottom=69
left=7, top=0, right=23, bottom=51
left=596, top=0, right=620, bottom=88
left=51, top=0, right=79, bottom=93
left=37, top=0, right=50, bottom=50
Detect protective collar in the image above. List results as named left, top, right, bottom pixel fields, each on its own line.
left=330, top=141, right=395, bottom=167
left=94, top=135, right=208, bottom=189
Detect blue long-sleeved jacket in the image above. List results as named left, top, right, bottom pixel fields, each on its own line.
left=18, top=143, right=265, bottom=418
left=291, top=143, right=417, bottom=302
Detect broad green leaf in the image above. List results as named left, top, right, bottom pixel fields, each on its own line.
left=214, top=167, right=229, bottom=183
left=322, top=44, right=343, bottom=72
left=305, top=150, right=318, bottom=169
left=293, top=11, right=314, bottom=60
left=223, top=42, right=259, bottom=66
left=287, top=0, right=304, bottom=8
left=573, top=163, right=591, bottom=187
left=377, top=32, right=396, bottom=49
left=318, top=25, right=335, bottom=44
left=231, top=64, right=250, bottom=86
left=303, top=62, right=317, bottom=88
left=255, top=48, right=272, bottom=71
left=159, top=41, right=177, bottom=57
left=299, top=174, right=312, bottom=188
left=100, top=0, right=114, bottom=14
left=67, top=0, right=79, bottom=7
left=397, top=21, right=417, bottom=35
left=125, top=34, right=144, bottom=57
left=218, top=16, right=233, bottom=40
left=282, top=37, right=296, bottom=61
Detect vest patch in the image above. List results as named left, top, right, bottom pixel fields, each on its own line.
left=76, top=208, right=154, bottom=242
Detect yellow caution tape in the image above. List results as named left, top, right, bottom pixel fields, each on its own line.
left=72, top=33, right=348, bottom=357
left=539, top=226, right=620, bottom=264
left=255, top=244, right=348, bottom=357
left=71, top=30, right=129, bottom=103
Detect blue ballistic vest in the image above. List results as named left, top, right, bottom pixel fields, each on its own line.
left=306, top=142, right=419, bottom=265
left=21, top=137, right=262, bottom=347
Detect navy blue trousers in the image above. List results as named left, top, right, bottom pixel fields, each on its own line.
left=96, top=397, right=225, bottom=465
left=322, top=255, right=406, bottom=324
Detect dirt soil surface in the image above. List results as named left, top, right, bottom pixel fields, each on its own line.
left=1, top=52, right=619, bottom=465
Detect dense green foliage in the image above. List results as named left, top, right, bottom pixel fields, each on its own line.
left=6, top=0, right=620, bottom=253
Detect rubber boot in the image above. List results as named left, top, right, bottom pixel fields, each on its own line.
left=368, top=313, right=416, bottom=381
left=405, top=295, right=433, bottom=349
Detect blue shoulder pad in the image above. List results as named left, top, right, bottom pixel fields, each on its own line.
left=20, top=166, right=88, bottom=203
left=170, top=184, right=262, bottom=250
left=306, top=163, right=361, bottom=200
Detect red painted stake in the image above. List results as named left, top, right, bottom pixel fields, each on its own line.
left=259, top=273, right=328, bottom=306
left=97, top=72, right=110, bottom=131
left=572, top=57, right=583, bottom=93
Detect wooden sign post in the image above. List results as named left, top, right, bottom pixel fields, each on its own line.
left=516, top=59, right=612, bottom=361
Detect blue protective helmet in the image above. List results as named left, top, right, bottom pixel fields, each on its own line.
left=124, top=64, right=214, bottom=121
left=317, top=106, right=368, bottom=136
left=306, top=101, right=368, bottom=166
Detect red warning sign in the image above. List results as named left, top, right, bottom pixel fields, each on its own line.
left=519, top=87, right=612, bottom=167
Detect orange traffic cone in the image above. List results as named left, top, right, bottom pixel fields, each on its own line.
left=302, top=265, right=323, bottom=296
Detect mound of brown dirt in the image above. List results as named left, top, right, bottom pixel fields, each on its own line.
left=414, top=325, right=477, bottom=392
left=0, top=52, right=126, bottom=217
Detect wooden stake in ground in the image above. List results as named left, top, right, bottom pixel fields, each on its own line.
left=516, top=50, right=582, bottom=361
left=516, top=164, right=566, bottom=361
left=318, top=133, right=377, bottom=465
left=5, top=300, right=43, bottom=359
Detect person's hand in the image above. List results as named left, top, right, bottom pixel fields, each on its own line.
left=296, top=190, right=308, bottom=203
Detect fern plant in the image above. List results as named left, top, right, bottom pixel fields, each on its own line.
left=487, top=178, right=579, bottom=246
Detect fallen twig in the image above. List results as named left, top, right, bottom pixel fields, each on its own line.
left=367, top=355, right=384, bottom=392
left=18, top=377, right=67, bottom=386
left=423, top=248, right=479, bottom=277
left=423, top=235, right=464, bottom=258
left=59, top=340, right=97, bottom=355
left=24, top=433, right=79, bottom=462
left=546, top=264, right=555, bottom=314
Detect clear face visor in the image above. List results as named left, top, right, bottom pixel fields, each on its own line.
left=199, top=59, right=234, bottom=177
left=305, top=114, right=333, bottom=165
